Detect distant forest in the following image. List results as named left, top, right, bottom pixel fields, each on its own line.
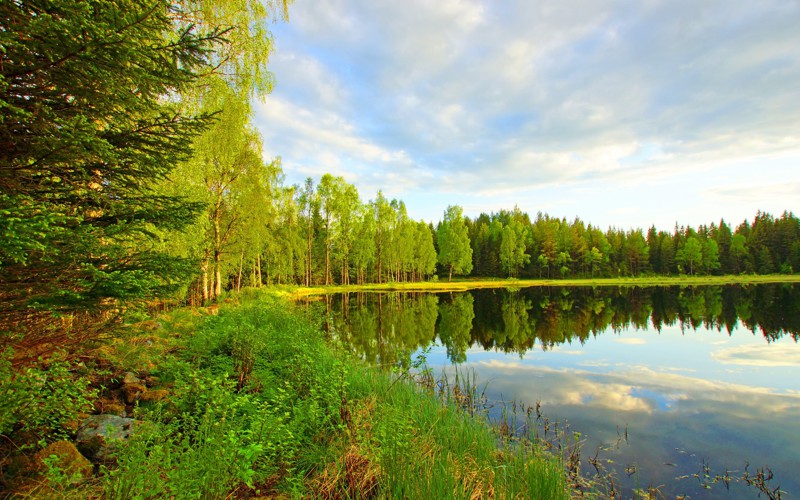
left=247, top=175, right=800, bottom=290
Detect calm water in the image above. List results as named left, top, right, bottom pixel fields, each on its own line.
left=317, top=284, right=800, bottom=498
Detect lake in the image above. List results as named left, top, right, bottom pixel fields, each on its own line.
left=314, top=284, right=800, bottom=498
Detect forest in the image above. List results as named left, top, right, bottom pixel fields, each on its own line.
left=2, top=0, right=800, bottom=345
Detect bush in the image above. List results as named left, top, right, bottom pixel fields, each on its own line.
left=105, top=299, right=348, bottom=497
left=0, top=350, right=96, bottom=444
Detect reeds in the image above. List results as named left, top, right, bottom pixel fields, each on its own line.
left=316, top=360, right=569, bottom=499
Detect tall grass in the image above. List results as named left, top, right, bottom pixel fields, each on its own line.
left=317, top=336, right=567, bottom=498
left=99, top=292, right=569, bottom=498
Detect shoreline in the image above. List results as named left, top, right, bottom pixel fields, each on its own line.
left=284, top=274, right=800, bottom=297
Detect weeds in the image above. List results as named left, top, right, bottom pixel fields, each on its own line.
left=0, top=349, right=97, bottom=445
left=4, top=292, right=571, bottom=498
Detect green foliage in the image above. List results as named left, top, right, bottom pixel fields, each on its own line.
left=165, top=76, right=284, bottom=302
left=437, top=205, right=474, bottom=280
left=677, top=237, right=704, bottom=275
left=0, top=351, right=96, bottom=443
left=464, top=210, right=798, bottom=280
left=106, top=299, right=348, bottom=497
left=499, top=217, right=531, bottom=278
left=0, top=0, right=222, bottom=333
left=105, top=382, right=277, bottom=499
left=179, top=0, right=291, bottom=97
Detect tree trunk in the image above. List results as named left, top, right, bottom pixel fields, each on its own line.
left=214, top=253, right=222, bottom=299
left=377, top=247, right=382, bottom=284
left=257, top=253, right=262, bottom=287
left=306, top=219, right=312, bottom=286
left=237, top=250, right=244, bottom=292
left=325, top=215, right=331, bottom=285
left=201, top=260, right=209, bottom=304
left=212, top=195, right=223, bottom=300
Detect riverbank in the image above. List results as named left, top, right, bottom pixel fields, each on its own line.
left=286, top=273, right=800, bottom=297
left=1, top=290, right=569, bottom=498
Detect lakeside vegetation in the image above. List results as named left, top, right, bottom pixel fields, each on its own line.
left=289, top=273, right=800, bottom=297
left=1, top=293, right=569, bottom=498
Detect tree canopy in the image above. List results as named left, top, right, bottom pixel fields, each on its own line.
left=437, top=205, right=474, bottom=281
left=0, top=0, right=223, bottom=336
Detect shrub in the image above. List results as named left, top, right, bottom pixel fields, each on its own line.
left=0, top=350, right=96, bottom=444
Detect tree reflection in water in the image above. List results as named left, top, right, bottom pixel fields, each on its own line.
left=321, top=284, right=800, bottom=366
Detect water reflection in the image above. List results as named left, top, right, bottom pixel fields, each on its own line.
left=325, top=285, right=800, bottom=367
left=464, top=356, right=800, bottom=498
left=438, top=293, right=474, bottom=363
left=318, top=284, right=800, bottom=497
left=331, top=292, right=438, bottom=368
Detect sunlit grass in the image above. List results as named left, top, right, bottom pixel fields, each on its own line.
left=81, top=291, right=570, bottom=498
left=286, top=274, right=800, bottom=298
left=328, top=362, right=569, bottom=499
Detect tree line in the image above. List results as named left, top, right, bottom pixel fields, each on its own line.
left=467, top=208, right=800, bottom=279
left=192, top=171, right=800, bottom=294
left=165, top=154, right=800, bottom=299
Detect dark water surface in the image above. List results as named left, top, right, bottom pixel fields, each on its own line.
left=316, top=284, right=800, bottom=498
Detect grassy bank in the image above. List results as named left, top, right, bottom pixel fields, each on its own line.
left=288, top=274, right=800, bottom=297
left=3, top=291, right=568, bottom=498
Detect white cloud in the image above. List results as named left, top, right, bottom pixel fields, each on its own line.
left=548, top=345, right=585, bottom=355
left=707, top=181, right=800, bottom=205
left=712, top=344, right=800, bottom=367
left=470, top=359, right=800, bottom=417
left=614, top=338, right=647, bottom=345
left=259, top=0, right=800, bottom=226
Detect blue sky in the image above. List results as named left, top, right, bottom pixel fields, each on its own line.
left=254, top=0, right=800, bottom=230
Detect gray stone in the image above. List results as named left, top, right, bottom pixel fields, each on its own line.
left=75, top=414, right=136, bottom=463
left=122, top=372, right=142, bottom=385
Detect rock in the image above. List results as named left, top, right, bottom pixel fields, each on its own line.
left=33, top=441, right=93, bottom=485
left=139, top=389, right=170, bottom=403
left=94, top=397, right=126, bottom=416
left=122, top=372, right=142, bottom=385
left=75, top=414, right=136, bottom=463
left=121, top=382, right=146, bottom=403
left=61, top=413, right=89, bottom=435
left=121, top=372, right=147, bottom=403
left=105, top=403, right=127, bottom=417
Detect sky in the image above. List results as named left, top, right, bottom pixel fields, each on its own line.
left=253, top=0, right=800, bottom=231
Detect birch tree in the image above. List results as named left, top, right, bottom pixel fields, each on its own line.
left=437, top=205, right=473, bottom=281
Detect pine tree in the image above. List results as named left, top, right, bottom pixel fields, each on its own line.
left=1, top=0, right=222, bottom=337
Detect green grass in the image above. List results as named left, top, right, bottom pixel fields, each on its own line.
left=331, top=359, right=568, bottom=499
left=24, top=290, right=568, bottom=498
left=288, top=273, right=800, bottom=297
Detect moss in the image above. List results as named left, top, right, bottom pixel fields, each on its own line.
left=33, top=441, right=93, bottom=484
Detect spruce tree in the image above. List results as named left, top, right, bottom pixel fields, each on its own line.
left=0, top=0, right=221, bottom=336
